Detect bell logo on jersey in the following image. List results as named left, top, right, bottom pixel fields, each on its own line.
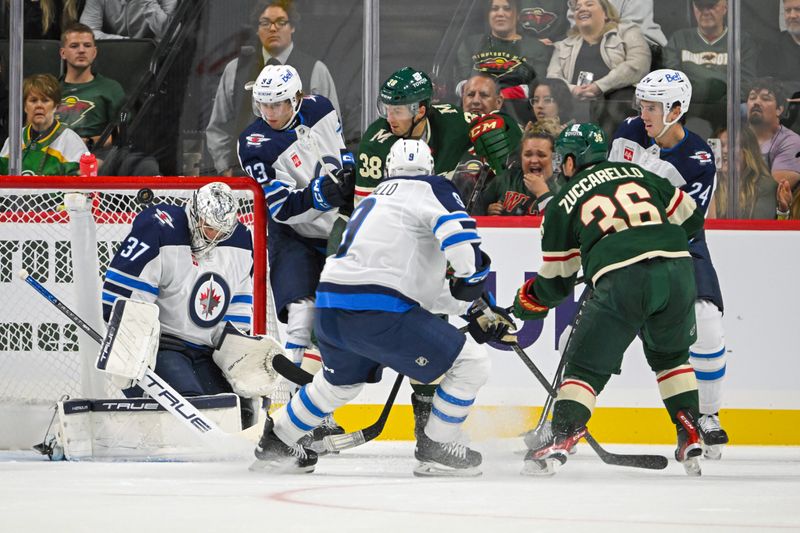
left=291, top=153, right=302, bottom=168
left=690, top=151, right=713, bottom=165
left=189, top=272, right=231, bottom=328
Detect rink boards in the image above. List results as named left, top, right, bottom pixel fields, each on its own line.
left=331, top=219, right=800, bottom=446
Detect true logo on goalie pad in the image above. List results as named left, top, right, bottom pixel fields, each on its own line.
left=189, top=272, right=231, bottom=328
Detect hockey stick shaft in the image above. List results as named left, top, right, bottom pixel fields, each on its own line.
left=509, top=341, right=668, bottom=470
left=19, top=269, right=230, bottom=440
left=321, top=372, right=404, bottom=452
left=465, top=163, right=490, bottom=213
left=296, top=124, right=340, bottom=184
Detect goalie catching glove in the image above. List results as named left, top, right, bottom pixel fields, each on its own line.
left=212, top=323, right=284, bottom=397
left=513, top=277, right=550, bottom=321
left=464, top=294, right=518, bottom=345
left=469, top=113, right=513, bottom=175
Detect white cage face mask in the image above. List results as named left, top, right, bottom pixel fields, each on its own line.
left=190, top=183, right=238, bottom=256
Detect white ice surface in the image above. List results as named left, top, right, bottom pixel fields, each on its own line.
left=1, top=441, right=799, bottom=533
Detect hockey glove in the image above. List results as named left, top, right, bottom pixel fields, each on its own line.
left=464, top=294, right=518, bottom=345
left=310, top=158, right=355, bottom=211
left=450, top=251, right=491, bottom=302
left=513, top=277, right=550, bottom=321
left=469, top=113, right=512, bottom=175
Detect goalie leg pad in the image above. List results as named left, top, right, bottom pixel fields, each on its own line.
left=689, top=300, right=726, bottom=415
left=425, top=339, right=490, bottom=443
left=97, top=299, right=160, bottom=388
left=273, top=371, right=363, bottom=444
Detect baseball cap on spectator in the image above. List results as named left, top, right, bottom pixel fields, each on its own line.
left=693, top=0, right=723, bottom=7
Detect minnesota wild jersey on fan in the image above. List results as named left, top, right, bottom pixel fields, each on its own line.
left=535, top=160, right=704, bottom=306
left=0, top=122, right=85, bottom=176
left=355, top=103, right=471, bottom=202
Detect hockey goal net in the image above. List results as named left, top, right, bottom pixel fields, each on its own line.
left=0, top=176, right=278, bottom=449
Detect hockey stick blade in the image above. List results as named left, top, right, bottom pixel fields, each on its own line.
left=271, top=352, right=313, bottom=386
left=508, top=341, right=669, bottom=470
left=322, top=373, right=404, bottom=452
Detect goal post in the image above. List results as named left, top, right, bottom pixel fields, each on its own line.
left=0, top=176, right=272, bottom=450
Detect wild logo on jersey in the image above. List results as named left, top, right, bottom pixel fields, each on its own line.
left=189, top=272, right=231, bottom=328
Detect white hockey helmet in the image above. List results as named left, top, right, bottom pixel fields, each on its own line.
left=251, top=64, right=303, bottom=129
left=189, top=182, right=239, bottom=256
left=385, top=139, right=434, bottom=177
left=635, top=69, right=692, bottom=133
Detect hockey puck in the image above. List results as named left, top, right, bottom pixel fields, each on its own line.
left=136, top=188, right=155, bottom=205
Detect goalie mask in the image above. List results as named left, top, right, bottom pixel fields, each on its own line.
left=386, top=139, right=434, bottom=177
left=635, top=69, right=692, bottom=139
left=251, top=64, right=303, bottom=130
left=189, top=182, right=238, bottom=256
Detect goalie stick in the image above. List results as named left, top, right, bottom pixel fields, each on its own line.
left=18, top=269, right=310, bottom=441
left=473, top=296, right=669, bottom=470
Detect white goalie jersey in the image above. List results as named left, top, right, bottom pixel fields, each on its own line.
left=316, top=174, right=485, bottom=317
left=101, top=204, right=254, bottom=348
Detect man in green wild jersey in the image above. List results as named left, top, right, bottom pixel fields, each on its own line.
left=511, top=123, right=707, bottom=477
left=355, top=67, right=520, bottom=205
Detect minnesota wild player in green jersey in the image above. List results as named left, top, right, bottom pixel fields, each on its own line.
left=355, top=67, right=519, bottom=204
left=511, top=123, right=708, bottom=476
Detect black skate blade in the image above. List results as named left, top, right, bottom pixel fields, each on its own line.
left=413, top=461, right=482, bottom=478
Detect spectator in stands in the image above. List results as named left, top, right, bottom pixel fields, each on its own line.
left=478, top=119, right=563, bottom=215
left=547, top=0, right=649, bottom=133
left=529, top=77, right=574, bottom=130
left=747, top=77, right=800, bottom=191
left=79, top=0, right=176, bottom=40
left=454, top=0, right=551, bottom=104
left=206, top=0, right=339, bottom=176
left=0, top=74, right=86, bottom=176
left=1, top=0, right=81, bottom=40
left=462, top=72, right=505, bottom=116
left=568, top=0, right=667, bottom=51
left=519, top=0, right=569, bottom=45
left=777, top=179, right=799, bottom=219
left=56, top=23, right=125, bottom=151
left=759, top=0, right=800, bottom=132
left=664, top=0, right=758, bottom=131
left=712, top=126, right=778, bottom=219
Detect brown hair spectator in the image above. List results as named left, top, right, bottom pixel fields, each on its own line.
left=24, top=73, right=61, bottom=105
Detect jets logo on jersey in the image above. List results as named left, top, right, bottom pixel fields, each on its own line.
left=690, top=151, right=713, bottom=165
left=189, top=272, right=230, bottom=328
left=246, top=133, right=269, bottom=147
left=154, top=208, right=174, bottom=228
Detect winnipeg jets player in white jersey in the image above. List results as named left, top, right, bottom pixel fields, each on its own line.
left=237, top=64, right=354, bottom=383
left=251, top=139, right=515, bottom=475
left=102, top=182, right=254, bottom=400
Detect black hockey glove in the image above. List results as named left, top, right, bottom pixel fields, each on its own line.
left=464, top=293, right=518, bottom=345
left=450, top=251, right=491, bottom=302
left=310, top=155, right=355, bottom=211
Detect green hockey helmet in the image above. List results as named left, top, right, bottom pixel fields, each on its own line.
left=555, top=122, right=608, bottom=173
left=377, top=67, right=433, bottom=119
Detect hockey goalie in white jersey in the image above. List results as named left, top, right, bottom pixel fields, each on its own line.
left=251, top=139, right=516, bottom=475
left=101, top=182, right=279, bottom=427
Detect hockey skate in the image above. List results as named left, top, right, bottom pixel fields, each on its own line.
left=698, top=413, right=728, bottom=460
left=522, top=426, right=586, bottom=476
left=675, top=410, right=703, bottom=476
left=413, top=433, right=482, bottom=477
left=300, top=415, right=345, bottom=455
left=250, top=416, right=318, bottom=474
